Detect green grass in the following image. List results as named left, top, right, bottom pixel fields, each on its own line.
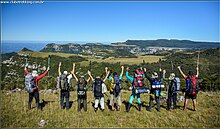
left=1, top=90, right=220, bottom=128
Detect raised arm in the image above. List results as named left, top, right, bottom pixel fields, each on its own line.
left=88, top=70, right=94, bottom=81
left=162, top=69, right=168, bottom=81
left=120, top=66, right=124, bottom=76
left=86, top=77, right=90, bottom=83
left=143, top=67, right=152, bottom=81
left=158, top=68, right=163, bottom=81
left=103, top=71, right=110, bottom=82
left=58, top=62, right=61, bottom=76
left=177, top=66, right=187, bottom=78
left=125, top=67, right=134, bottom=83
left=196, top=67, right=199, bottom=78
left=71, top=63, right=78, bottom=82
left=37, top=67, right=49, bottom=80
left=105, top=67, right=108, bottom=75
left=24, top=64, right=29, bottom=74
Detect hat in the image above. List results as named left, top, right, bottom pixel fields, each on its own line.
left=32, top=70, right=38, bottom=77
left=63, top=71, right=68, bottom=75
left=152, top=72, right=158, bottom=78
left=169, top=73, right=175, bottom=80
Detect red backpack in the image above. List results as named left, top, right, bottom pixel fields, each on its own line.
left=133, top=70, right=144, bottom=87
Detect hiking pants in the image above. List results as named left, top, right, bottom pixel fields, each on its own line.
left=128, top=90, right=141, bottom=104
left=110, top=93, right=122, bottom=106
left=28, top=90, right=40, bottom=109
left=149, top=94, right=160, bottom=111
left=78, top=95, right=87, bottom=111
left=167, top=92, right=177, bottom=110
left=94, top=97, right=104, bottom=109
left=60, top=90, right=70, bottom=109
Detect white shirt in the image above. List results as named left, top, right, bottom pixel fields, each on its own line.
left=67, top=74, right=73, bottom=83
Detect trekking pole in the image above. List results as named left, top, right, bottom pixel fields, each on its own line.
left=47, top=55, right=51, bottom=89
left=159, top=58, right=162, bottom=70
left=197, top=49, right=200, bottom=68
left=171, top=61, right=174, bottom=71
left=48, top=55, right=51, bottom=76
left=89, top=61, right=92, bottom=72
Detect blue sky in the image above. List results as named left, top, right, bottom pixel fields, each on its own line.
left=2, top=1, right=219, bottom=43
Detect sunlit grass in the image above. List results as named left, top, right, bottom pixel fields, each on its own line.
left=1, top=90, right=220, bottom=128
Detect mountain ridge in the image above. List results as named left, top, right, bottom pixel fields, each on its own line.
left=40, top=39, right=220, bottom=54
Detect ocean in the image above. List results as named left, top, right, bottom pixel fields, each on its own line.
left=1, top=42, right=48, bottom=54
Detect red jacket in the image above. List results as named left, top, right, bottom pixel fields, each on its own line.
left=25, top=69, right=48, bottom=87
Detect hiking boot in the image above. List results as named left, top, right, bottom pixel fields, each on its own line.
left=126, top=103, right=132, bottom=112
left=116, top=106, right=120, bottom=111
left=138, top=104, right=141, bottom=111
left=156, top=108, right=160, bottom=112
left=94, top=108, right=98, bottom=112
left=147, top=107, right=152, bottom=112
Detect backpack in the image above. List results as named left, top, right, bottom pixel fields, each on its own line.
left=77, top=77, right=86, bottom=96
left=175, top=77, right=181, bottom=91
left=60, top=74, right=69, bottom=91
left=93, top=78, right=103, bottom=97
left=151, top=79, right=164, bottom=96
left=151, top=79, right=164, bottom=89
left=113, top=75, right=122, bottom=97
left=24, top=73, right=36, bottom=93
left=170, top=79, right=177, bottom=93
left=133, top=69, right=144, bottom=87
left=186, top=76, right=198, bottom=95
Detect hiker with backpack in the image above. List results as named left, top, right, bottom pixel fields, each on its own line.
left=144, top=67, right=163, bottom=112
left=58, top=62, right=74, bottom=110
left=125, top=66, right=145, bottom=112
left=163, top=69, right=180, bottom=111
left=88, top=70, right=109, bottom=112
left=178, top=66, right=199, bottom=111
left=24, top=64, right=49, bottom=110
left=106, top=66, right=124, bottom=111
left=72, top=63, right=90, bottom=112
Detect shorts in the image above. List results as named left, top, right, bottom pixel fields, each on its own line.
left=185, top=92, right=197, bottom=100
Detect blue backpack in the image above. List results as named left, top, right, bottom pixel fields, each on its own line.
left=113, top=75, right=122, bottom=96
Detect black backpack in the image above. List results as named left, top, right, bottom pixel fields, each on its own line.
left=93, top=78, right=103, bottom=97
left=113, top=75, right=122, bottom=97
left=170, top=79, right=177, bottom=93
left=60, top=74, right=69, bottom=91
left=77, top=77, right=86, bottom=96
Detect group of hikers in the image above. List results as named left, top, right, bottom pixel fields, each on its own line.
left=24, top=62, right=199, bottom=112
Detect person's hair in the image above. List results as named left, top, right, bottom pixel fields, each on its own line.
left=136, top=65, right=141, bottom=70
left=113, top=72, right=118, bottom=76
left=188, top=70, right=194, bottom=76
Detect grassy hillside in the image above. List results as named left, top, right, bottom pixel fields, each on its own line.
left=1, top=47, right=219, bottom=91
left=1, top=91, right=220, bottom=128
left=81, top=55, right=162, bottom=66
left=18, top=51, right=162, bottom=66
